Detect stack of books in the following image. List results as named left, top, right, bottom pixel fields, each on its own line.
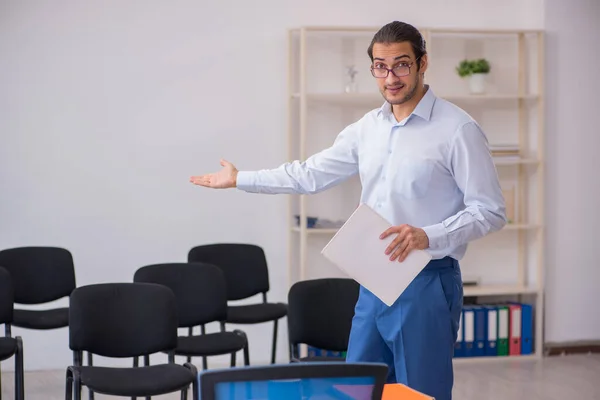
left=306, top=346, right=346, bottom=359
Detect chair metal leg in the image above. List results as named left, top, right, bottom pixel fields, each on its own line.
left=87, top=352, right=94, bottom=400
left=201, top=324, right=207, bottom=370
left=243, top=343, right=250, bottom=366
left=67, top=367, right=82, bottom=400
left=65, top=368, right=73, bottom=400
left=74, top=379, right=81, bottom=400
left=187, top=327, right=193, bottom=363
left=72, top=352, right=83, bottom=400
left=230, top=352, right=236, bottom=367
left=184, top=362, right=199, bottom=400
left=15, top=337, right=24, bottom=400
left=132, top=357, right=138, bottom=400
left=192, top=380, right=199, bottom=400
left=271, top=319, right=278, bottom=364
left=144, top=356, right=151, bottom=400
left=234, top=329, right=250, bottom=366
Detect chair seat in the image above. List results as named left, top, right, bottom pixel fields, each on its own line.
left=77, top=364, right=194, bottom=397
left=0, top=337, right=17, bottom=361
left=175, top=332, right=247, bottom=356
left=226, top=303, right=287, bottom=324
left=13, top=307, right=69, bottom=329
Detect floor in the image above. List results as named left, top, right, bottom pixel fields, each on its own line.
left=1, top=354, right=599, bottom=399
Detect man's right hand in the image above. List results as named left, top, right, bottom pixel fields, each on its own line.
left=190, top=159, right=238, bottom=189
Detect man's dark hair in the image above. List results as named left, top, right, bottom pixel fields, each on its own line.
left=367, top=21, right=427, bottom=66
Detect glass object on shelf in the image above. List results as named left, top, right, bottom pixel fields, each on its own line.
left=344, top=65, right=358, bottom=93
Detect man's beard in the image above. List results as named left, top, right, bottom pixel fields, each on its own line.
left=385, top=74, right=420, bottom=105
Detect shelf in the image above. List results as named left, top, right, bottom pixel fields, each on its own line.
left=463, top=284, right=540, bottom=297
left=291, top=92, right=539, bottom=104
left=290, top=26, right=380, bottom=33
left=289, top=27, right=543, bottom=37
left=502, top=223, right=540, bottom=230
left=493, top=157, right=539, bottom=166
left=453, top=354, right=539, bottom=364
left=291, top=224, right=539, bottom=235
left=291, top=227, right=339, bottom=234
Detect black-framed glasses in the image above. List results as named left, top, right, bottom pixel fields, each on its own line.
left=370, top=61, right=416, bottom=78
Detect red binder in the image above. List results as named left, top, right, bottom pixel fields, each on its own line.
left=508, top=304, right=522, bottom=355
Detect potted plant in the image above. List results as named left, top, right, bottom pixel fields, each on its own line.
left=456, top=58, right=491, bottom=94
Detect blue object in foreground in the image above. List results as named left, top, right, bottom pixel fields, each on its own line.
left=197, top=361, right=388, bottom=400
left=216, top=375, right=375, bottom=399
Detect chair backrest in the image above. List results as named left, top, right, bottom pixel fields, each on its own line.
left=288, top=278, right=359, bottom=352
left=133, top=262, right=228, bottom=327
left=69, top=282, right=178, bottom=358
left=198, top=362, right=388, bottom=400
left=188, top=243, right=270, bottom=300
left=0, top=246, right=76, bottom=304
left=0, top=267, right=14, bottom=325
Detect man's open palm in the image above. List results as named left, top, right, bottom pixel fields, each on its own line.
left=190, top=159, right=238, bottom=189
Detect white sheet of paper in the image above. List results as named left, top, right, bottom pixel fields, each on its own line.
left=321, top=203, right=432, bottom=307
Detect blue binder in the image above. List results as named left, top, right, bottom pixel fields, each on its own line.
left=473, top=306, right=487, bottom=357
left=454, top=308, right=465, bottom=357
left=462, top=306, right=475, bottom=357
left=483, top=306, right=498, bottom=356
left=520, top=303, right=534, bottom=355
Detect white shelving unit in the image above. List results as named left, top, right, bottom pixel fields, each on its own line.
left=286, top=26, right=545, bottom=361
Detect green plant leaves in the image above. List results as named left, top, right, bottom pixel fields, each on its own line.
left=455, top=58, right=491, bottom=77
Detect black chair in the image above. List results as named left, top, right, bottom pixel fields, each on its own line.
left=0, top=247, right=96, bottom=397
left=133, top=262, right=249, bottom=370
left=288, top=278, right=359, bottom=362
left=188, top=243, right=287, bottom=364
left=0, top=246, right=76, bottom=330
left=65, top=282, right=198, bottom=400
left=0, top=267, right=24, bottom=400
left=198, top=361, right=388, bottom=400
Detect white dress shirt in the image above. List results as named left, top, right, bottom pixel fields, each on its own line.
left=236, top=85, right=507, bottom=260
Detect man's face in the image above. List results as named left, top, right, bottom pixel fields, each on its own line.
left=371, top=41, right=427, bottom=105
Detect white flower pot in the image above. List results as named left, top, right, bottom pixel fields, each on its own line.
left=468, top=73, right=487, bottom=94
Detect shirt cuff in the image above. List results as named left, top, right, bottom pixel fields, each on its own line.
left=422, top=223, right=449, bottom=251
left=235, top=171, right=256, bottom=192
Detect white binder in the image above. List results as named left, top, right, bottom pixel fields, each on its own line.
left=321, top=203, right=432, bottom=306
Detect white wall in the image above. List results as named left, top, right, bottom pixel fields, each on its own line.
left=543, top=0, right=600, bottom=343
left=0, top=0, right=553, bottom=371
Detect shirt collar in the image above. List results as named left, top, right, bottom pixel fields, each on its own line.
left=377, top=84, right=436, bottom=122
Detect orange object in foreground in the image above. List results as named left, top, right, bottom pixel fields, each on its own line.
left=382, top=383, right=435, bottom=399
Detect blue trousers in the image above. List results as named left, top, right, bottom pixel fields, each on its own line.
left=345, top=256, right=463, bottom=400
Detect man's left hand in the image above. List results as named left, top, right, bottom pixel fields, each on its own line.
left=380, top=224, right=429, bottom=262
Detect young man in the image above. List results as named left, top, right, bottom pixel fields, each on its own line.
left=190, top=21, right=506, bottom=400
